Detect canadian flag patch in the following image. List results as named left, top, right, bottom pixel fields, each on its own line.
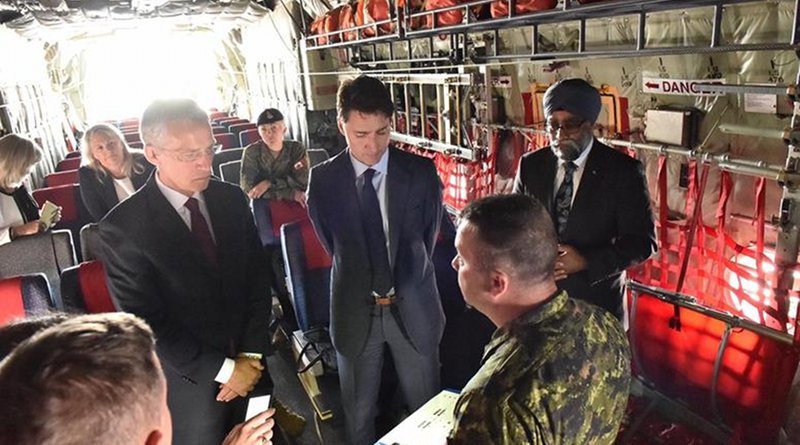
left=294, top=159, right=306, bottom=170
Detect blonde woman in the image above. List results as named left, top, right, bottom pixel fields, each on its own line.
left=0, top=134, right=59, bottom=245
left=78, top=123, right=154, bottom=222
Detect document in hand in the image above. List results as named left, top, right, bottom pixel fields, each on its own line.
left=39, top=200, right=59, bottom=230
left=246, top=395, right=272, bottom=421
left=376, top=389, right=460, bottom=445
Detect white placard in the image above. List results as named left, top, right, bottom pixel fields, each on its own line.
left=245, top=395, right=271, bottom=421
left=376, top=389, right=460, bottom=445
left=744, top=84, right=779, bottom=114
left=642, top=77, right=726, bottom=96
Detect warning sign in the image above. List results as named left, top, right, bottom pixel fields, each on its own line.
left=642, top=77, right=726, bottom=96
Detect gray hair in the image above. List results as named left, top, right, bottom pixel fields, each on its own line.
left=140, top=98, right=210, bottom=145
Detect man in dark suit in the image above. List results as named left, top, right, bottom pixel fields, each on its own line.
left=307, top=75, right=444, bottom=445
left=513, top=78, right=656, bottom=318
left=99, top=99, right=271, bottom=445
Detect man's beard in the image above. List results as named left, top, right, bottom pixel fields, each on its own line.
left=552, top=138, right=584, bottom=161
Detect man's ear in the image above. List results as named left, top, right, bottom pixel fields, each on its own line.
left=144, top=430, right=164, bottom=445
left=143, top=144, right=160, bottom=167
left=337, top=117, right=346, bottom=137
left=488, top=270, right=509, bottom=301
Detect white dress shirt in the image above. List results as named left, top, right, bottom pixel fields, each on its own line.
left=350, top=149, right=391, bottom=258
left=554, top=139, right=594, bottom=205
left=0, top=192, right=25, bottom=246
left=112, top=176, right=136, bottom=203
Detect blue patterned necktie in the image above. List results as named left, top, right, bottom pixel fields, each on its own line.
left=359, top=168, right=393, bottom=295
left=554, top=161, right=577, bottom=239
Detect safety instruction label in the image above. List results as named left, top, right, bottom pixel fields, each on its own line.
left=642, top=77, right=726, bottom=96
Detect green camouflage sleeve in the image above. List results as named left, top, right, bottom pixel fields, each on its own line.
left=449, top=391, right=546, bottom=445
left=239, top=144, right=260, bottom=193
left=287, top=145, right=310, bottom=192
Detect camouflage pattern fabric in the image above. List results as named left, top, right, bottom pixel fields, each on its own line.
left=240, top=139, right=310, bottom=200
left=448, top=290, right=631, bottom=445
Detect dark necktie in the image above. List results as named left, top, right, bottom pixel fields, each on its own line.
left=359, top=168, right=393, bottom=295
left=554, top=162, right=577, bottom=239
left=184, top=197, right=218, bottom=267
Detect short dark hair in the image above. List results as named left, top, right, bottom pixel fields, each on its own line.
left=140, top=98, right=209, bottom=145
left=0, top=313, right=71, bottom=360
left=460, top=194, right=557, bottom=284
left=0, top=313, right=162, bottom=445
left=337, top=75, right=394, bottom=121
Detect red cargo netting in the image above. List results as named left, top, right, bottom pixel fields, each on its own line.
left=628, top=158, right=800, bottom=335
left=433, top=130, right=498, bottom=210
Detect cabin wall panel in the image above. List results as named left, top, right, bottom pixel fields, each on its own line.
left=242, top=2, right=314, bottom=149
left=0, top=27, right=69, bottom=187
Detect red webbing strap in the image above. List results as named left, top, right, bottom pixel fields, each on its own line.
left=755, top=177, right=766, bottom=290
left=714, top=171, right=733, bottom=309
left=672, top=162, right=710, bottom=330
left=0, top=277, right=25, bottom=326
left=657, top=156, right=670, bottom=289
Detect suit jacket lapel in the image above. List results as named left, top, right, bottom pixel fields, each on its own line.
left=386, top=148, right=410, bottom=268
left=332, top=151, right=368, bottom=255
left=203, top=184, right=228, bottom=271
left=535, top=149, right=558, bottom=215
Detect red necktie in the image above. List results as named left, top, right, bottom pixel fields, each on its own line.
left=184, top=197, right=218, bottom=267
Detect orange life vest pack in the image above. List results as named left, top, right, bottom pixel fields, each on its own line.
left=489, top=0, right=556, bottom=19
left=421, top=0, right=482, bottom=29
left=310, top=15, right=327, bottom=44
left=356, top=0, right=393, bottom=37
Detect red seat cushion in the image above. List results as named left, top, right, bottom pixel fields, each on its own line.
left=56, top=158, right=80, bottom=172
left=45, top=170, right=79, bottom=187
left=299, top=220, right=331, bottom=270
left=78, top=261, right=115, bottom=313
left=268, top=200, right=309, bottom=236
left=240, top=129, right=260, bottom=147
left=215, top=133, right=238, bottom=150
left=0, top=277, right=26, bottom=326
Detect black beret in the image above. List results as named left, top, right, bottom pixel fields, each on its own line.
left=257, top=108, right=284, bottom=126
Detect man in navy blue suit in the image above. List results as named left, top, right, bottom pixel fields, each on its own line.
left=307, top=75, right=445, bottom=445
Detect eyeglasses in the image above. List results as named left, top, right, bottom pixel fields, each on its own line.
left=546, top=119, right=587, bottom=137
left=159, top=143, right=221, bottom=162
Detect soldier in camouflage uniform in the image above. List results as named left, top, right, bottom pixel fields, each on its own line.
left=240, top=108, right=310, bottom=204
left=448, top=194, right=631, bottom=445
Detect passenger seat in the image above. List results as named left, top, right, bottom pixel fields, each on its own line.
left=0, top=274, right=53, bottom=326
left=0, top=231, right=77, bottom=310
left=60, top=261, right=115, bottom=314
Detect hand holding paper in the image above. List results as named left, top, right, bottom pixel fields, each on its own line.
left=39, top=200, right=61, bottom=231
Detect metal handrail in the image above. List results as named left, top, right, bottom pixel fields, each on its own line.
left=627, top=281, right=795, bottom=346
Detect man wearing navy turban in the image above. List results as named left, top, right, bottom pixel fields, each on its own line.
left=513, top=78, right=656, bottom=318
